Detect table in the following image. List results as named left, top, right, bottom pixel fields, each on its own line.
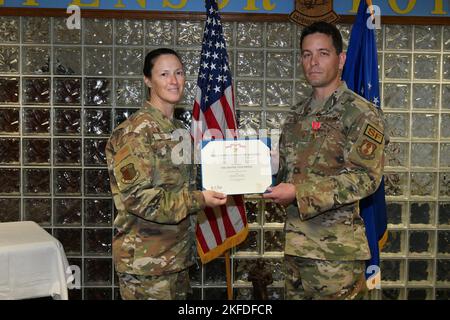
left=0, top=221, right=71, bottom=300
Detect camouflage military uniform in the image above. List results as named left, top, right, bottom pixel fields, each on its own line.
left=106, top=102, right=205, bottom=300
left=117, top=270, right=190, bottom=300
left=277, top=82, right=386, bottom=299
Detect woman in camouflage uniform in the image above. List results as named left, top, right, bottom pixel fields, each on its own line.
left=106, top=48, right=226, bottom=300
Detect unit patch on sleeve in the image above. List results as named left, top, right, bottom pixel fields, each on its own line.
left=357, top=139, right=378, bottom=160
left=113, top=144, right=143, bottom=191
left=120, top=163, right=139, bottom=184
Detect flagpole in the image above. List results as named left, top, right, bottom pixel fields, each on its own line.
left=366, top=0, right=375, bottom=17
left=343, top=0, right=388, bottom=293
left=225, top=250, right=233, bottom=300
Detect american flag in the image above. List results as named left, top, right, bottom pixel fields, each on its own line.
left=191, top=0, right=248, bottom=264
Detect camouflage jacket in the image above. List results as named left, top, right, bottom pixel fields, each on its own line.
left=106, top=102, right=205, bottom=276
left=278, top=82, right=387, bottom=261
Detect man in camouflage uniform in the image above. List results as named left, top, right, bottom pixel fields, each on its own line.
left=264, top=22, right=387, bottom=300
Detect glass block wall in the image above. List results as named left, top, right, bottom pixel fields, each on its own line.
left=0, top=16, right=448, bottom=300
left=379, top=25, right=450, bottom=301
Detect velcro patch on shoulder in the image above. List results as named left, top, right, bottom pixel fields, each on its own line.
left=113, top=145, right=143, bottom=191
left=119, top=162, right=140, bottom=184
left=115, top=145, right=132, bottom=164
left=114, top=156, right=143, bottom=191
left=364, top=124, right=384, bottom=144
left=357, top=139, right=377, bottom=160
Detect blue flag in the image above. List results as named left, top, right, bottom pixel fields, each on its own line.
left=342, top=0, right=388, bottom=290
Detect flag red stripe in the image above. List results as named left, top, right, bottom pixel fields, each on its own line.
left=231, top=87, right=236, bottom=119
left=203, top=105, right=223, bottom=134
left=193, top=100, right=201, bottom=120
left=220, top=205, right=237, bottom=238
left=220, top=95, right=237, bottom=131
left=196, top=224, right=210, bottom=253
left=204, top=207, right=224, bottom=245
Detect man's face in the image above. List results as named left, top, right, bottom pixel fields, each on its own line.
left=300, top=32, right=346, bottom=89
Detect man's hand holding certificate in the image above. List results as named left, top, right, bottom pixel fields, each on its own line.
left=201, top=139, right=272, bottom=195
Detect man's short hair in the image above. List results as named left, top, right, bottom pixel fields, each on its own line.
left=300, top=21, right=343, bottom=55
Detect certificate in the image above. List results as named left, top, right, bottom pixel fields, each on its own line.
left=201, top=138, right=272, bottom=195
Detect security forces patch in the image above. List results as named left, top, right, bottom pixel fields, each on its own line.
left=113, top=145, right=142, bottom=190
left=120, top=163, right=139, bottom=184
left=364, top=124, right=383, bottom=144
left=357, top=139, right=377, bottom=160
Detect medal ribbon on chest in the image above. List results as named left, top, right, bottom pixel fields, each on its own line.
left=312, top=120, right=321, bottom=139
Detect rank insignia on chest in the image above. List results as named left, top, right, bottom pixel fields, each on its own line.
left=357, top=139, right=377, bottom=160
left=120, top=163, right=139, bottom=184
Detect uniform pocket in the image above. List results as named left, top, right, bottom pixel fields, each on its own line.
left=295, top=126, right=328, bottom=168
left=312, top=121, right=346, bottom=172
left=283, top=122, right=328, bottom=181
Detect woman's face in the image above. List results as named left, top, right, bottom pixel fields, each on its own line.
left=145, top=54, right=185, bottom=107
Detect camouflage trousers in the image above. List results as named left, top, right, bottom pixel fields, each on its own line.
left=117, top=269, right=191, bottom=300
left=285, top=255, right=368, bottom=300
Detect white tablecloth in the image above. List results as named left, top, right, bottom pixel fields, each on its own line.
left=0, top=221, right=70, bottom=300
